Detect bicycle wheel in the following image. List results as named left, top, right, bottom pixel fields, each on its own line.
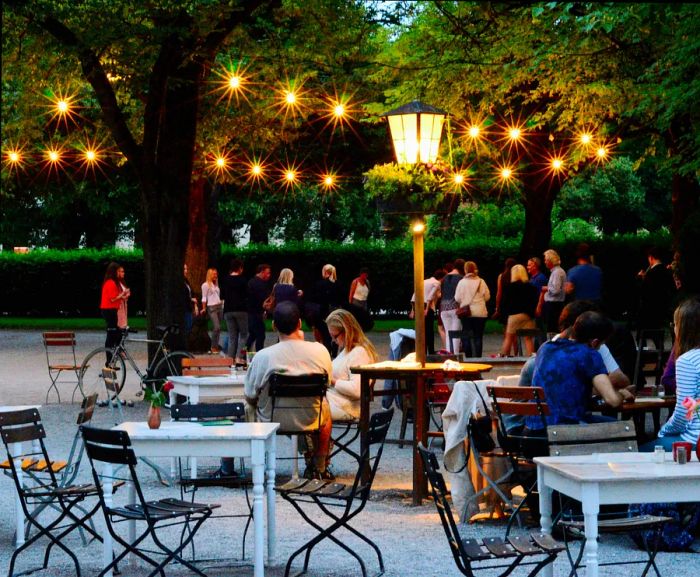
left=152, top=351, right=194, bottom=381
left=79, top=347, right=126, bottom=404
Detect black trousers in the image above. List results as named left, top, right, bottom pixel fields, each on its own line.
left=247, top=313, right=266, bottom=352
left=101, top=308, right=120, bottom=364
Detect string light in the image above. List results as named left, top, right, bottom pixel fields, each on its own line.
left=44, top=89, right=80, bottom=128
left=211, top=60, right=252, bottom=106
left=468, top=125, right=481, bottom=139
left=551, top=158, right=564, bottom=171
left=278, top=161, right=302, bottom=190
left=206, top=150, right=234, bottom=179
left=580, top=133, right=593, bottom=145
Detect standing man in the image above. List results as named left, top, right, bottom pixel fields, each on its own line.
left=246, top=264, right=272, bottom=352
left=440, top=259, right=465, bottom=353
left=537, top=249, right=567, bottom=335
left=526, top=256, right=548, bottom=294
left=410, top=269, right=445, bottom=355
left=566, top=243, right=603, bottom=303
left=221, top=258, right=248, bottom=362
left=637, top=247, right=676, bottom=343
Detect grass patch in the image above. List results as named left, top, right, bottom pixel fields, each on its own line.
left=0, top=316, right=503, bottom=334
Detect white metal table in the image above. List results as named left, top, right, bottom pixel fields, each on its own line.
left=1, top=405, right=41, bottom=548
left=535, top=452, right=700, bottom=577
left=167, top=373, right=246, bottom=404
left=106, top=420, right=278, bottom=577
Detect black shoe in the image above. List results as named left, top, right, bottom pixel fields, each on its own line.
left=303, top=466, right=320, bottom=480
left=210, top=467, right=238, bottom=479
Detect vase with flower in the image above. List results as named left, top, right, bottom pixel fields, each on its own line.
left=681, top=396, right=700, bottom=460
left=144, top=381, right=174, bottom=429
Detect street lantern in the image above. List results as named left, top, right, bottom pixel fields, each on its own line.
left=382, top=101, right=447, bottom=365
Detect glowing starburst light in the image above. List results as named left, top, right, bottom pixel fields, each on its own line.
left=551, top=158, right=564, bottom=171
left=273, top=79, right=307, bottom=121
left=334, top=104, right=345, bottom=118
left=211, top=61, right=252, bottom=106
left=500, top=167, right=513, bottom=180
left=44, top=89, right=80, bottom=128
left=206, top=150, right=234, bottom=179
left=508, top=127, right=521, bottom=141
left=278, top=162, right=303, bottom=191
left=8, top=151, right=21, bottom=163
left=468, top=125, right=481, bottom=139
left=596, top=146, right=607, bottom=159
left=580, top=133, right=593, bottom=145
left=228, top=75, right=241, bottom=90
left=285, top=169, right=296, bottom=182
left=3, top=145, right=28, bottom=172
left=285, top=91, right=297, bottom=105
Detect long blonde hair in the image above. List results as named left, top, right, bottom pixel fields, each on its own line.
left=205, top=268, right=218, bottom=286
left=277, top=268, right=294, bottom=285
left=510, top=264, right=529, bottom=283
left=325, top=308, right=377, bottom=361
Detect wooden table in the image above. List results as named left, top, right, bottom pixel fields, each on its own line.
left=109, top=421, right=278, bottom=577
left=350, top=361, right=491, bottom=505
left=600, top=396, right=676, bottom=443
left=535, top=452, right=700, bottom=577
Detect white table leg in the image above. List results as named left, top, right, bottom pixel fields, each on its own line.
left=291, top=436, right=299, bottom=479
left=169, top=389, right=177, bottom=477
left=537, top=464, right=554, bottom=577
left=251, top=438, right=265, bottom=577
left=102, top=462, right=114, bottom=577
left=265, top=434, right=277, bottom=564
left=11, top=441, right=24, bottom=548
left=189, top=386, right=199, bottom=478
left=581, top=484, right=600, bottom=577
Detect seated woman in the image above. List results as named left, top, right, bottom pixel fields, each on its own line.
left=642, top=298, right=700, bottom=451
left=324, top=308, right=378, bottom=421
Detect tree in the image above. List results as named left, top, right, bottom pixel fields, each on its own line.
left=3, top=0, right=387, bottom=343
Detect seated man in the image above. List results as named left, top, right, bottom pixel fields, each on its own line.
left=244, top=301, right=333, bottom=480
left=525, top=311, right=634, bottom=436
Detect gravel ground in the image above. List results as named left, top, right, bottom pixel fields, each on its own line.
left=1, top=329, right=698, bottom=576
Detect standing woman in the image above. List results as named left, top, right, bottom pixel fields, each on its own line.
left=498, top=264, right=539, bottom=357
left=308, top=264, right=341, bottom=353
left=324, top=308, right=378, bottom=421
left=274, top=268, right=303, bottom=305
left=201, top=268, right=224, bottom=354
left=493, top=257, right=517, bottom=356
left=651, top=298, right=700, bottom=450
left=454, top=261, right=491, bottom=357
left=100, top=262, right=130, bottom=364
left=440, top=259, right=465, bottom=353
left=348, top=268, right=370, bottom=311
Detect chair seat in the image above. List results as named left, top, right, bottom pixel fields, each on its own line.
left=24, top=482, right=100, bottom=498
left=114, top=498, right=219, bottom=520
left=461, top=533, right=565, bottom=561
left=561, top=514, right=671, bottom=534
left=49, top=364, right=81, bottom=371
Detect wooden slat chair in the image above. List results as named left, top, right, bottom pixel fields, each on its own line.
left=276, top=409, right=394, bottom=577
left=418, top=444, right=564, bottom=577
left=546, top=422, right=670, bottom=577
left=42, top=331, right=82, bottom=403
left=632, top=328, right=669, bottom=388
left=487, top=385, right=550, bottom=536
left=0, top=408, right=103, bottom=577
left=181, top=355, right=236, bottom=376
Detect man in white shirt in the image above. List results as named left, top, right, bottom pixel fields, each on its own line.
left=410, top=269, right=446, bottom=355
left=245, top=301, right=333, bottom=479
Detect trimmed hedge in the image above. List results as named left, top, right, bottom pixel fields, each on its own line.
left=0, top=233, right=673, bottom=320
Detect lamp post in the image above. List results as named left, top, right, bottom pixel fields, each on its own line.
left=382, top=101, right=447, bottom=365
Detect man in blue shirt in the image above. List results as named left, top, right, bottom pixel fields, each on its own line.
left=525, top=311, right=633, bottom=431
left=565, top=243, right=603, bottom=303
left=527, top=257, right=547, bottom=293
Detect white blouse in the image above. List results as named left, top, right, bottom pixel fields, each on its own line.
left=327, top=345, right=372, bottom=419
left=201, top=282, right=222, bottom=306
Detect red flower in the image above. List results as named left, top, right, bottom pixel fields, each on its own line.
left=163, top=381, right=174, bottom=394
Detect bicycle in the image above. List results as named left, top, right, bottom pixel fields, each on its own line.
left=78, top=324, right=193, bottom=405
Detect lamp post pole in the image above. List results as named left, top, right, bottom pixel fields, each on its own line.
left=412, top=220, right=426, bottom=366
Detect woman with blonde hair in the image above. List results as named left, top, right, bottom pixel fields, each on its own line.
left=273, top=267, right=303, bottom=306
left=498, top=264, right=539, bottom=357
left=201, top=267, right=223, bottom=353
left=307, top=264, right=341, bottom=352
left=454, top=261, right=491, bottom=356
left=324, top=309, right=377, bottom=420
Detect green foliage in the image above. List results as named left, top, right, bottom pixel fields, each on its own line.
left=433, top=202, right=525, bottom=241
left=551, top=218, right=600, bottom=245
left=556, top=157, right=646, bottom=235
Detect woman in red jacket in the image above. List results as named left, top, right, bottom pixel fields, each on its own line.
left=100, top=262, right=130, bottom=364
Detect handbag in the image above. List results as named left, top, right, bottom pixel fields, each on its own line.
left=262, top=291, right=276, bottom=313
left=456, top=305, right=472, bottom=320
left=467, top=384, right=495, bottom=453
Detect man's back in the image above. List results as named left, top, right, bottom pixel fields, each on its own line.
left=527, top=339, right=606, bottom=429
left=245, top=339, right=332, bottom=429
left=567, top=263, right=602, bottom=301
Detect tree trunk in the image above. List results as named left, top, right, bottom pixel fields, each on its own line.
left=519, top=177, right=560, bottom=260
left=185, top=177, right=210, bottom=293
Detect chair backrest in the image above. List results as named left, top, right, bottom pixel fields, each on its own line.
left=547, top=421, right=638, bottom=456
left=488, top=385, right=550, bottom=456
left=101, top=368, right=121, bottom=394
left=182, top=356, right=235, bottom=376
left=43, top=331, right=78, bottom=366
left=0, top=409, right=59, bottom=498
left=417, top=443, right=473, bottom=575
left=170, top=402, right=245, bottom=422
left=268, top=372, right=328, bottom=434
left=43, top=331, right=76, bottom=349
left=349, top=408, right=393, bottom=500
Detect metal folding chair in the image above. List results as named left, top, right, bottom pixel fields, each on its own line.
left=268, top=372, right=328, bottom=479
left=81, top=425, right=220, bottom=577
left=42, top=331, right=82, bottom=403
left=0, top=408, right=102, bottom=577
left=276, top=408, right=393, bottom=577
left=418, top=443, right=564, bottom=577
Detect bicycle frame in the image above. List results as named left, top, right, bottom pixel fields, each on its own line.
left=110, top=329, right=173, bottom=390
